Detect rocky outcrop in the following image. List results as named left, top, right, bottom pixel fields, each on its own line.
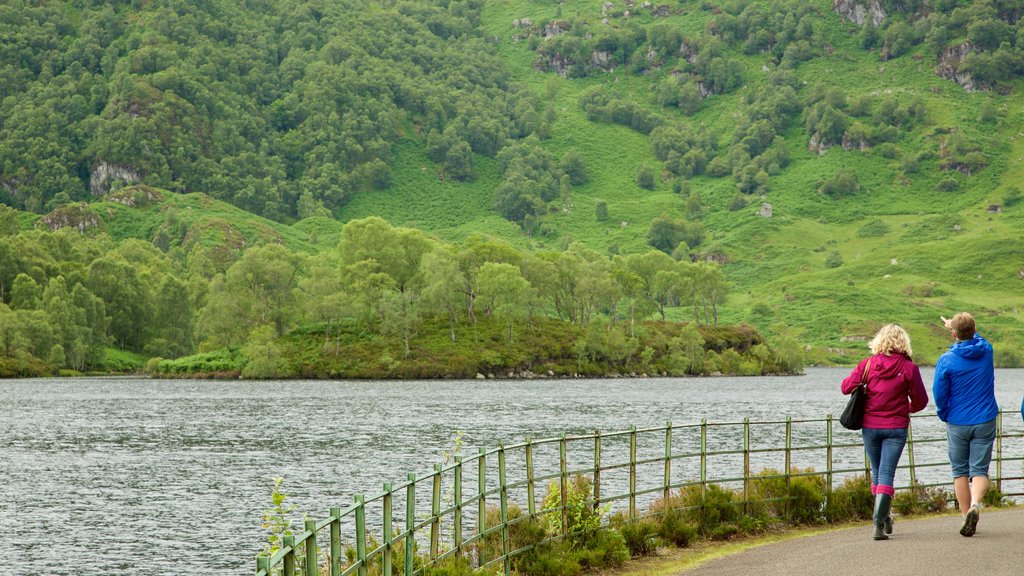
left=538, top=49, right=615, bottom=77
left=935, top=42, right=975, bottom=91
left=842, top=133, right=869, bottom=151
left=542, top=21, right=569, bottom=39
left=0, top=177, right=19, bottom=200
left=591, top=50, right=614, bottom=70
left=90, top=162, right=142, bottom=196
left=107, top=185, right=164, bottom=208
left=833, top=0, right=886, bottom=27
left=759, top=203, right=773, bottom=218
left=40, top=202, right=100, bottom=233
left=808, top=132, right=831, bottom=155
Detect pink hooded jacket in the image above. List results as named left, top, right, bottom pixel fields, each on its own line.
left=841, top=353, right=929, bottom=429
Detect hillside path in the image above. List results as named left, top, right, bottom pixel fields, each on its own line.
left=675, top=508, right=1024, bottom=575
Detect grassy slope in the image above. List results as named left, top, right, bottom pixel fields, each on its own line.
left=332, top=0, right=1024, bottom=364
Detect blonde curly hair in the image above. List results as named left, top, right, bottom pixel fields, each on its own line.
left=869, top=324, right=912, bottom=357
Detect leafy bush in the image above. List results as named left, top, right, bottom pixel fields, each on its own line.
left=658, top=508, right=698, bottom=547
left=892, top=483, right=951, bottom=516
left=824, top=475, right=873, bottom=522
left=824, top=251, right=844, bottom=269
left=573, top=529, right=629, bottom=570
left=670, top=484, right=744, bottom=539
left=617, top=519, right=660, bottom=556
left=515, top=542, right=581, bottom=576
left=750, top=467, right=826, bottom=524
left=856, top=219, right=891, bottom=238
left=541, top=474, right=607, bottom=546
left=819, top=170, right=860, bottom=198
left=982, top=486, right=1007, bottom=507
left=481, top=503, right=546, bottom=566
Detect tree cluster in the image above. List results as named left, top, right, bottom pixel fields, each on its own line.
left=0, top=214, right=738, bottom=376
left=861, top=0, right=1024, bottom=87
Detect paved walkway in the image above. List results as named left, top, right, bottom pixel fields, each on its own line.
left=677, top=508, right=1024, bottom=575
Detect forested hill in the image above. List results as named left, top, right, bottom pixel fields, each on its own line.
left=2, top=0, right=1024, bottom=376
left=0, top=0, right=538, bottom=218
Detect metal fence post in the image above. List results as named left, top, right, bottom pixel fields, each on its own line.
left=431, top=464, right=441, bottom=559
left=996, top=411, right=1003, bottom=493
left=454, top=457, right=463, bottom=558
left=383, top=484, right=393, bottom=576
left=478, top=448, right=487, bottom=567
left=405, top=473, right=415, bottom=576
left=700, top=418, right=707, bottom=524
left=330, top=506, right=341, bottom=576
left=559, top=433, right=568, bottom=536
left=525, top=438, right=535, bottom=517
left=355, top=494, right=367, bottom=576
left=826, top=415, right=833, bottom=496
left=498, top=445, right=511, bottom=576
left=664, top=421, right=673, bottom=503
left=593, top=431, right=602, bottom=513
left=907, top=420, right=917, bottom=489
left=785, top=416, right=792, bottom=518
left=303, top=518, right=317, bottom=576
left=629, top=425, right=637, bottom=519
left=743, top=418, right=750, bottom=514
left=283, top=535, right=295, bottom=576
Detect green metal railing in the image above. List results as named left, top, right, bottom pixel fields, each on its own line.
left=254, top=409, right=1024, bottom=576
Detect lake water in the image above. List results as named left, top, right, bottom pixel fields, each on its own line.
left=3, top=368, right=1024, bottom=575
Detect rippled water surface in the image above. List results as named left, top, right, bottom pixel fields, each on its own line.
left=3, top=368, right=1024, bottom=575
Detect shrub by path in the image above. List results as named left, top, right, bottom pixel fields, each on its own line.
left=675, top=508, right=1024, bottom=576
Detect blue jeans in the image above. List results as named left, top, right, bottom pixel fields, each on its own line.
left=862, top=427, right=908, bottom=492
left=947, top=418, right=997, bottom=478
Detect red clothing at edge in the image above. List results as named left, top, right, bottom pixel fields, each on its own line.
left=841, top=353, right=929, bottom=429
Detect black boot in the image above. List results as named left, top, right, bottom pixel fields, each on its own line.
left=873, top=494, right=892, bottom=540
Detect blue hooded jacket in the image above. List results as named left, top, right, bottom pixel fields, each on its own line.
left=932, top=334, right=997, bottom=425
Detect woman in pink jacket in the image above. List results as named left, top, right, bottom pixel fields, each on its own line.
left=841, top=324, right=929, bottom=540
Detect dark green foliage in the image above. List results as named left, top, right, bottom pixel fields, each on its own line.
left=0, top=0, right=538, bottom=220
left=616, top=519, right=660, bottom=556
left=657, top=508, right=698, bottom=548
left=495, top=138, right=563, bottom=225
left=595, top=199, right=608, bottom=222
left=515, top=542, right=581, bottom=576
left=580, top=88, right=664, bottom=134
left=750, top=467, right=827, bottom=525
left=819, top=170, right=861, bottom=198
left=856, top=219, right=891, bottom=238
left=646, top=214, right=704, bottom=254
left=824, top=251, right=844, bottom=269
left=936, top=177, right=960, bottom=192
left=673, top=484, right=744, bottom=539
left=573, top=529, right=629, bottom=570
left=824, top=475, right=873, bottom=523
left=982, top=486, right=1007, bottom=507
left=636, top=164, right=656, bottom=190
left=892, top=482, right=951, bottom=516
left=1002, top=187, right=1022, bottom=208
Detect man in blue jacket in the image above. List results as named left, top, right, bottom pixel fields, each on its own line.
left=933, top=312, right=998, bottom=538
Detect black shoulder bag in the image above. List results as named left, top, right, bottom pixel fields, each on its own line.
left=840, top=360, right=871, bottom=431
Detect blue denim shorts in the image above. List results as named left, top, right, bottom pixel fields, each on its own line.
left=947, top=418, right=997, bottom=478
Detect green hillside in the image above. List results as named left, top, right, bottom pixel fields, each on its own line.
left=346, top=0, right=1024, bottom=362
left=2, top=0, right=1024, bottom=372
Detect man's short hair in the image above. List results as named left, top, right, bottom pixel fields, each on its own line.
left=951, top=312, right=976, bottom=340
